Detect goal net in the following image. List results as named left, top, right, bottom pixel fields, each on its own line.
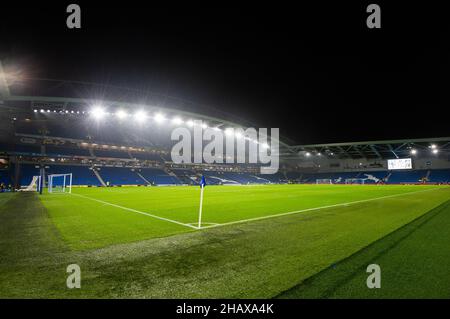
left=345, top=178, right=366, bottom=185
left=316, top=178, right=332, bottom=184
left=48, top=173, right=72, bottom=193
left=23, top=175, right=41, bottom=192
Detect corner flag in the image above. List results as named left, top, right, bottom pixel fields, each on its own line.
left=198, top=175, right=206, bottom=228
left=200, top=175, right=206, bottom=188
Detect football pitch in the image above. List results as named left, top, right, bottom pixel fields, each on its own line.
left=1, top=184, right=450, bottom=298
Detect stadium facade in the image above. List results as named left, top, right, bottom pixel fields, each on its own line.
left=1, top=72, right=449, bottom=190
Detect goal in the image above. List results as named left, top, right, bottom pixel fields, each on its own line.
left=345, top=178, right=366, bottom=185
left=316, top=178, right=332, bottom=184
left=48, top=173, right=72, bottom=193
left=23, top=175, right=41, bottom=192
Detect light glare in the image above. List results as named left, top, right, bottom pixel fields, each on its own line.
left=172, top=117, right=183, bottom=125
left=154, top=113, right=166, bottom=123
left=116, top=110, right=127, bottom=119
left=91, top=106, right=106, bottom=120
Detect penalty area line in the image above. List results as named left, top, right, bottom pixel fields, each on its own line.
left=70, top=193, right=197, bottom=230
left=200, top=187, right=442, bottom=230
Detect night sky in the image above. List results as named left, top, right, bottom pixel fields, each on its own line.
left=0, top=2, right=447, bottom=144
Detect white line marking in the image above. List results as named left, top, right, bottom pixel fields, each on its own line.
left=201, top=187, right=443, bottom=229
left=70, top=193, right=197, bottom=229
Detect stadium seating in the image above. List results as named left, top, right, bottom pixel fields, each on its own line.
left=0, top=143, right=42, bottom=155
left=137, top=168, right=181, bottom=185
left=387, top=169, right=428, bottom=184
left=427, top=169, right=450, bottom=183
left=130, top=151, right=164, bottom=161
left=93, top=149, right=131, bottom=159
left=171, top=168, right=198, bottom=184
left=0, top=169, right=12, bottom=186
left=45, top=165, right=101, bottom=186
left=6, top=160, right=450, bottom=188
left=18, top=164, right=41, bottom=186
left=45, top=145, right=91, bottom=157
left=97, top=167, right=146, bottom=185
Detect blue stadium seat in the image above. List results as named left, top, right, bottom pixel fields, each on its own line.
left=97, top=167, right=147, bottom=185
left=135, top=168, right=181, bottom=185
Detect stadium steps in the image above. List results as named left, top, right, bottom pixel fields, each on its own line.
left=92, top=168, right=106, bottom=186
left=135, top=171, right=151, bottom=185
left=163, top=168, right=182, bottom=184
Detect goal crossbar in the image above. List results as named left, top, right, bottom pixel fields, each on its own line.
left=48, top=173, right=73, bottom=193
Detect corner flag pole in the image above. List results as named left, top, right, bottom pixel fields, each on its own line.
left=198, top=175, right=206, bottom=229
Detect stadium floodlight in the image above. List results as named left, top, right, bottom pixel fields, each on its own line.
left=411, top=149, right=417, bottom=155
left=116, top=109, right=127, bottom=119
left=47, top=109, right=51, bottom=113
left=33, top=109, right=38, bottom=113
left=235, top=131, right=243, bottom=139
left=305, top=152, right=311, bottom=157
left=134, top=110, right=147, bottom=123
left=431, top=144, right=437, bottom=149
left=201, top=123, right=208, bottom=129
left=91, top=105, right=106, bottom=120
left=172, top=117, right=183, bottom=125
left=40, top=109, right=44, bottom=113
left=186, top=120, right=194, bottom=127
left=154, top=112, right=166, bottom=123
left=317, top=152, right=322, bottom=156
left=213, top=127, right=222, bottom=132
left=261, top=142, right=269, bottom=149
left=432, top=149, right=439, bottom=154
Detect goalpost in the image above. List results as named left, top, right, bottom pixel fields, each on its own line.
left=23, top=175, right=41, bottom=192
left=48, top=173, right=72, bottom=193
left=316, top=178, right=332, bottom=184
left=345, top=178, right=366, bottom=185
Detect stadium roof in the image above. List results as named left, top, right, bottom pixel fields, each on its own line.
left=289, top=137, right=450, bottom=160
left=1, top=63, right=448, bottom=161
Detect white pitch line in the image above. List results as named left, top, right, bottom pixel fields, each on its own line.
left=70, top=193, right=197, bottom=229
left=200, top=187, right=444, bottom=229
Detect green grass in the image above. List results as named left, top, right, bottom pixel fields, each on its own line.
left=42, top=184, right=442, bottom=250
left=277, top=198, right=450, bottom=298
left=0, top=184, right=449, bottom=298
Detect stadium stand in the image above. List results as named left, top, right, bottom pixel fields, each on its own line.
left=18, top=164, right=40, bottom=186
left=137, top=168, right=181, bottom=185
left=0, top=143, right=41, bottom=155
left=45, top=145, right=91, bottom=157
left=386, top=169, right=428, bottom=184
left=428, top=169, right=450, bottom=183
left=45, top=165, right=101, bottom=186
left=97, top=167, right=146, bottom=185
left=0, top=169, right=12, bottom=186
left=130, top=151, right=163, bottom=161
left=93, top=149, right=131, bottom=159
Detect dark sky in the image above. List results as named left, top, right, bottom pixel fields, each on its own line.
left=0, top=2, right=447, bottom=144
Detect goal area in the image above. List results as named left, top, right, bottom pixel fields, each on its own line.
left=316, top=179, right=332, bottom=184
left=48, top=173, right=72, bottom=193
left=345, top=178, right=366, bottom=185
